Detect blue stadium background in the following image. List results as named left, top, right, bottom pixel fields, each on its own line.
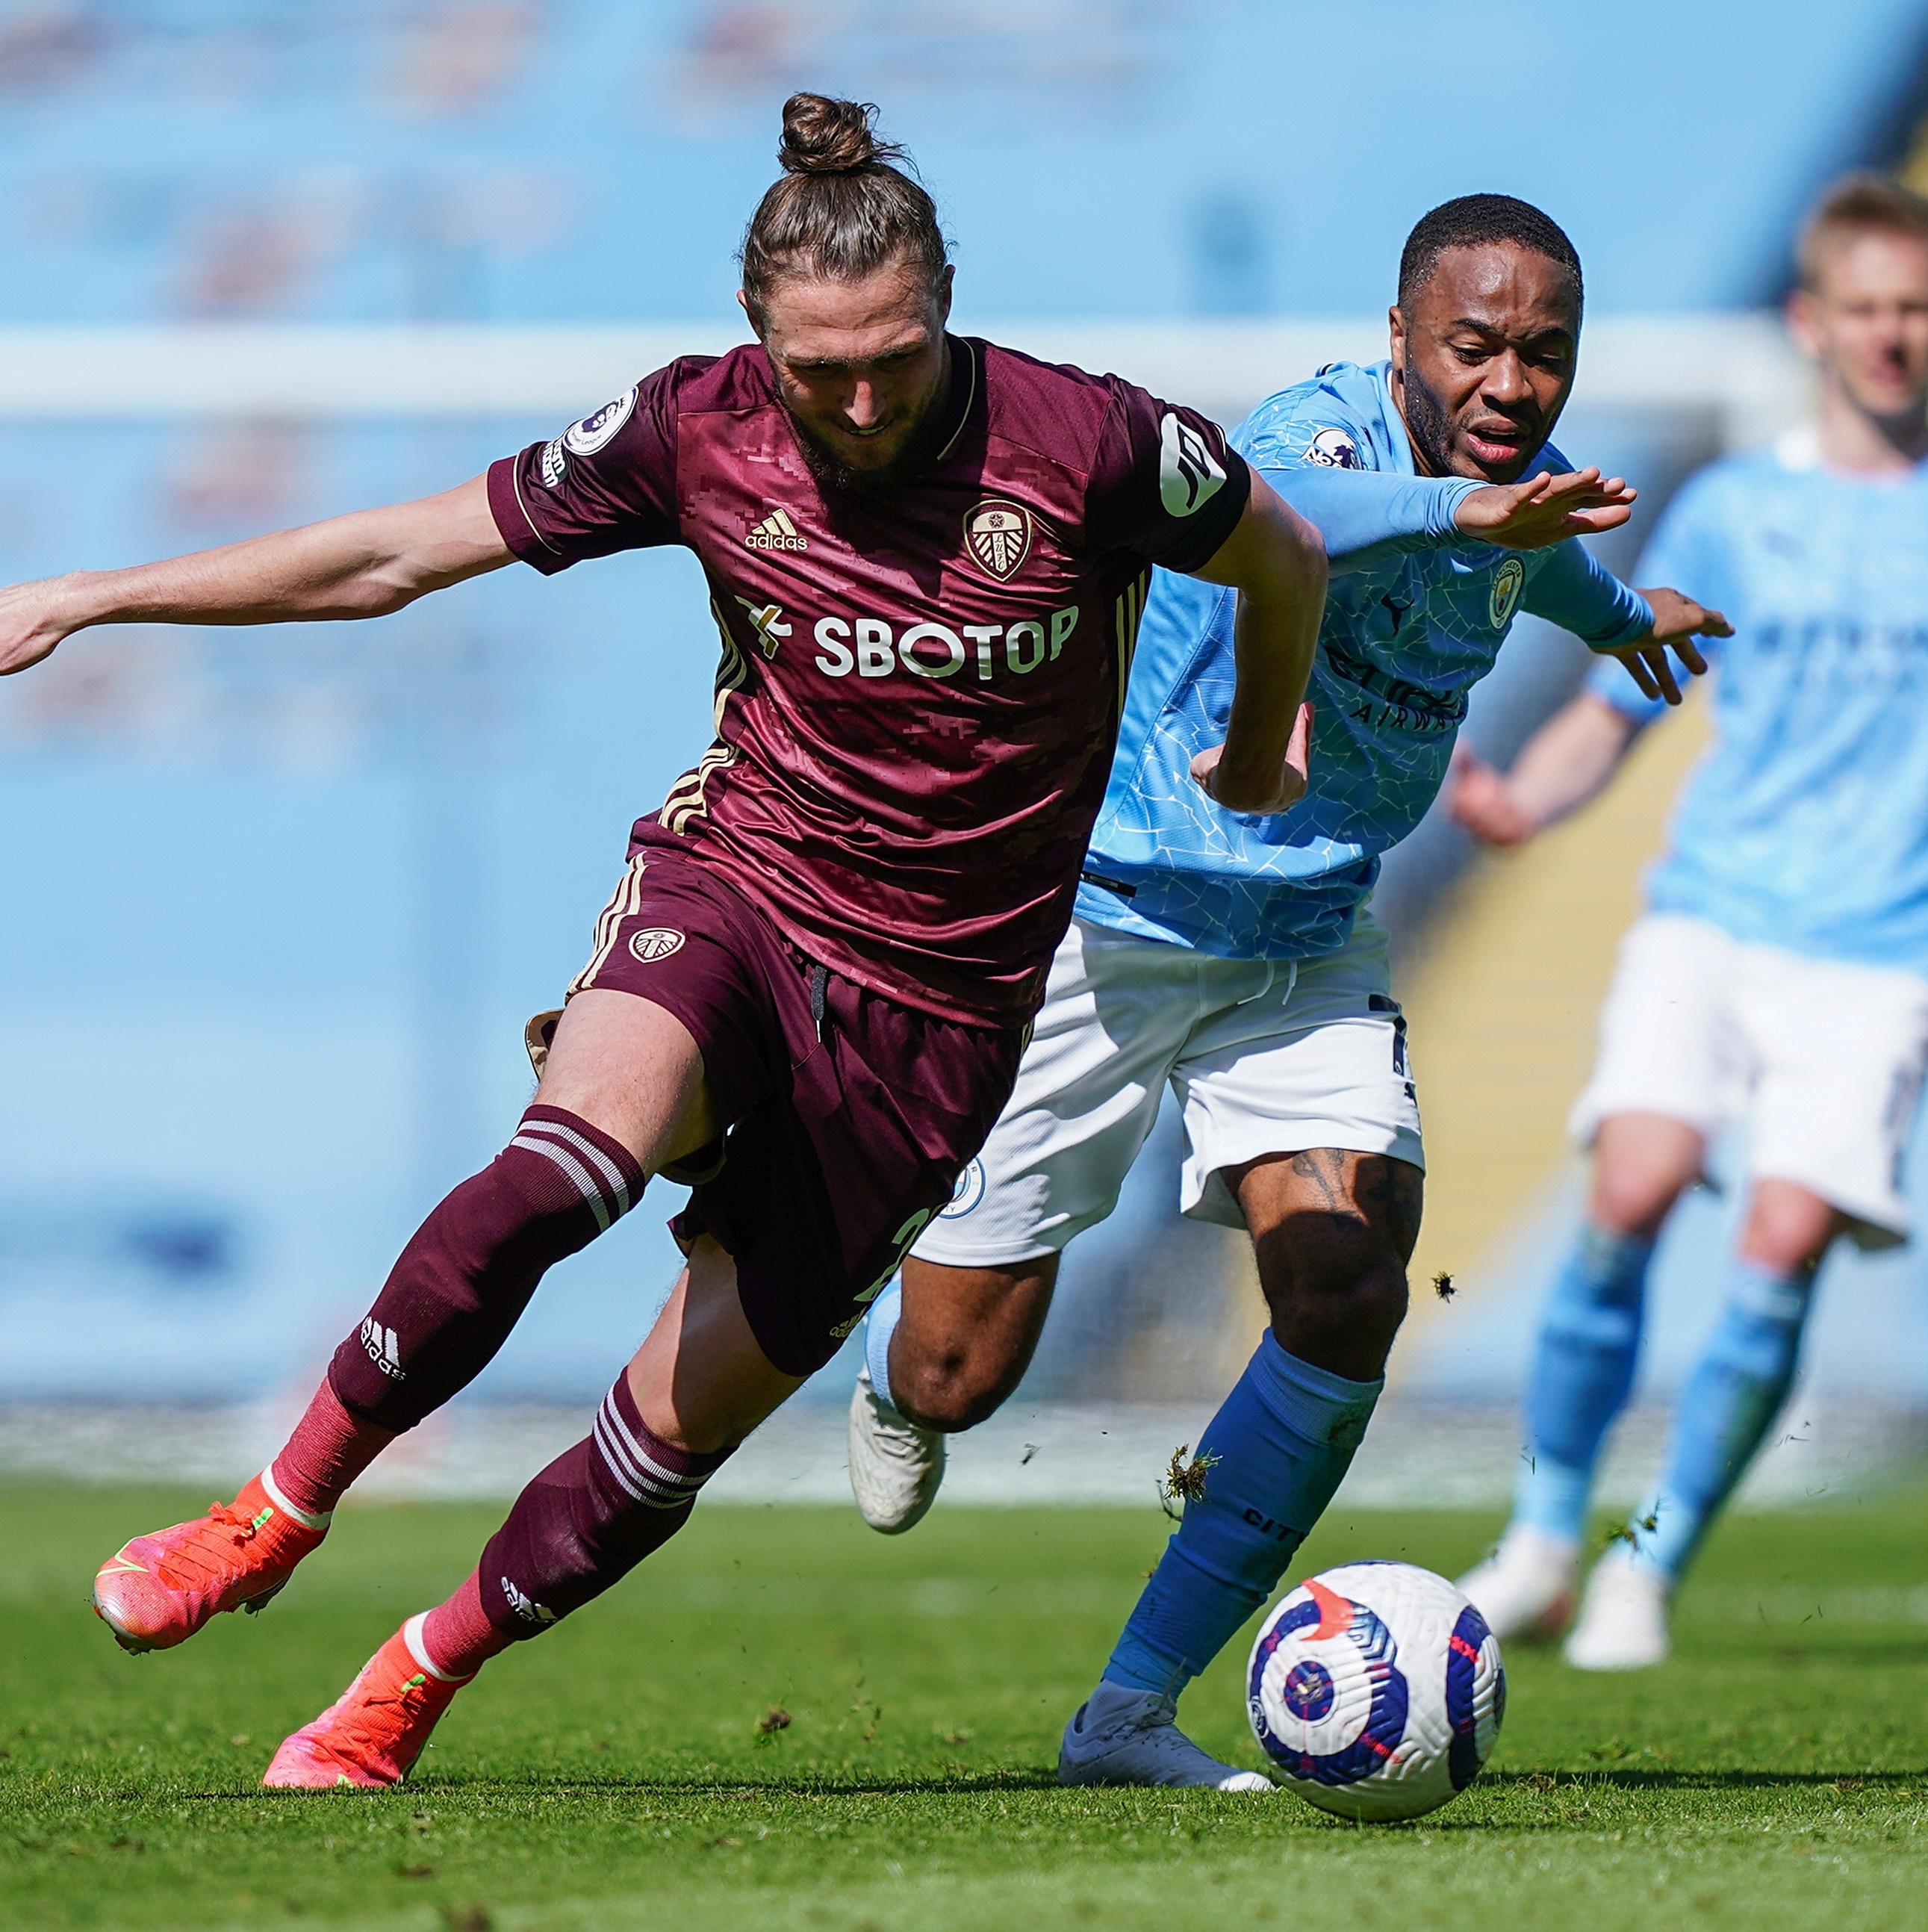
left=3, top=0, right=1926, bottom=1404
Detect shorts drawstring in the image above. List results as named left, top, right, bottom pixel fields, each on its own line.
left=1230, top=957, right=1296, bottom=1010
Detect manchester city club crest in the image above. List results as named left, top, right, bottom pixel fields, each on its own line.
left=964, top=499, right=1032, bottom=581
left=1488, top=555, right=1526, bottom=630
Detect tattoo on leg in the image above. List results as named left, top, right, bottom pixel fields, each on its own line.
left=1287, top=1147, right=1352, bottom=1215
left=1276, top=1150, right=1422, bottom=1261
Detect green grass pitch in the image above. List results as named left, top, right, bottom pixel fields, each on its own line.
left=5, top=1478, right=1928, bottom=1931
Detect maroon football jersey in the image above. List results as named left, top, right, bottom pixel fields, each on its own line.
left=488, top=335, right=1248, bottom=1025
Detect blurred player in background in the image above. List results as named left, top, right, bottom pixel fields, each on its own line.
left=4, top=94, right=1331, bottom=1786
left=847, top=196, right=1726, bottom=1787
left=1454, top=175, right=1928, bottom=1670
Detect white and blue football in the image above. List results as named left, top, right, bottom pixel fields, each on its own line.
left=1246, top=1560, right=1505, bottom=1821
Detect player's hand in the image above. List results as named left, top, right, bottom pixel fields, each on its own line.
left=1596, top=586, right=1732, bottom=706
left=0, top=578, right=77, bottom=677
left=1445, top=742, right=1537, bottom=848
left=1454, top=468, right=1638, bottom=550
left=1192, top=701, right=1312, bottom=815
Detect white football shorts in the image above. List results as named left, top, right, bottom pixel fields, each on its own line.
left=911, top=913, right=1425, bottom=1269
left=1570, top=912, right=1928, bottom=1242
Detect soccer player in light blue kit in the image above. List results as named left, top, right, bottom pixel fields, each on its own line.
left=845, top=196, right=1726, bottom=1786
left=1453, top=175, right=1928, bottom=1671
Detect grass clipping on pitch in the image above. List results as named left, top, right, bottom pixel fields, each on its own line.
left=4, top=1480, right=1928, bottom=1931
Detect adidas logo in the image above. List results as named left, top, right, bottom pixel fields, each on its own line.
left=360, top=1317, right=405, bottom=1382
left=501, top=1575, right=557, bottom=1626
left=745, top=507, right=807, bottom=551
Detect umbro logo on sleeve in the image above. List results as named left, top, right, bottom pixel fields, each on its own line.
left=746, top=507, right=809, bottom=550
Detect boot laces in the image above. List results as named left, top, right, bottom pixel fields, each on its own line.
left=328, top=1667, right=441, bottom=1768
left=155, top=1501, right=262, bottom=1591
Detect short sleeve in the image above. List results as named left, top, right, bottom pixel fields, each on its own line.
left=1239, top=394, right=1369, bottom=473
left=1084, top=385, right=1251, bottom=574
left=487, top=362, right=688, bottom=575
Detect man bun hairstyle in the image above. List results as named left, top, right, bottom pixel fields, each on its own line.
left=1398, top=193, right=1582, bottom=312
left=1797, top=172, right=1928, bottom=289
left=741, top=93, right=950, bottom=327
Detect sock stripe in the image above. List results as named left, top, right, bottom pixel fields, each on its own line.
left=509, top=1134, right=615, bottom=1230
left=520, top=1117, right=634, bottom=1217
left=258, top=1464, right=332, bottom=1532
left=593, top=1411, right=697, bottom=1507
left=593, top=1391, right=715, bottom=1508
left=403, top=1609, right=471, bottom=1682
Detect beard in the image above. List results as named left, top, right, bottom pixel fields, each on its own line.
left=785, top=358, right=957, bottom=495
left=1398, top=357, right=1460, bottom=477
left=1401, top=355, right=1548, bottom=481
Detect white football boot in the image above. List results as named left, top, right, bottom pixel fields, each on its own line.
left=1456, top=1523, right=1581, bottom=1641
left=847, top=1365, right=945, bottom=1534
left=1562, top=1547, right=1671, bottom=1671
left=1057, top=1682, right=1275, bottom=1792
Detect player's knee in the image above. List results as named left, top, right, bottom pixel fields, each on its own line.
left=1740, top=1183, right=1840, bottom=1273
left=1258, top=1229, right=1408, bottom=1375
left=892, top=1346, right=1017, bottom=1432
left=1588, top=1158, right=1687, bottom=1240
left=1589, top=1118, right=1700, bottom=1237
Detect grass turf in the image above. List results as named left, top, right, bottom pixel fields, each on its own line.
left=4, top=1479, right=1928, bottom=1931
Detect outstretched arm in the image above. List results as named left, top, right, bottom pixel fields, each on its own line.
left=0, top=473, right=512, bottom=678
left=1182, top=473, right=1328, bottom=815
left=1447, top=692, right=1642, bottom=848
left=1523, top=538, right=1730, bottom=706
left=1593, top=585, right=1732, bottom=706
left=1270, top=461, right=1637, bottom=576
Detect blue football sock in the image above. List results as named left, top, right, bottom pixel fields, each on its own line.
left=1513, top=1223, right=1655, bottom=1544
left=1104, top=1332, right=1381, bottom=1699
left=1629, top=1255, right=1817, bottom=1581
left=862, top=1278, right=903, bottom=1411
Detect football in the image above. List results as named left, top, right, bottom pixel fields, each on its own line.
left=1247, top=1560, right=1505, bottom=1821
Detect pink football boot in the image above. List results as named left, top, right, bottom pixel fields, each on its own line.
left=93, top=1476, right=328, bottom=1653
left=263, top=1625, right=465, bottom=1788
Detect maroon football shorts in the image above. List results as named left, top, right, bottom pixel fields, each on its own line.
left=563, top=820, right=1029, bottom=1377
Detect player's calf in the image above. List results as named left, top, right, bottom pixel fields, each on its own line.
left=886, top=1255, right=1058, bottom=1432
left=326, top=1105, right=646, bottom=1434
left=847, top=1260, right=1055, bottom=1533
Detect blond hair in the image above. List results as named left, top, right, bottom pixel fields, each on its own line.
left=1797, top=173, right=1928, bottom=290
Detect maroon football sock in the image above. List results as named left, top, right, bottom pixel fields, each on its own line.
left=473, top=1373, right=736, bottom=1640
left=268, top=1379, right=397, bottom=1518
left=326, top=1106, right=644, bottom=1435
left=416, top=1570, right=512, bottom=1680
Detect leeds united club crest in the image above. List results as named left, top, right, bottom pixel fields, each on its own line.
left=964, top=500, right=1032, bottom=582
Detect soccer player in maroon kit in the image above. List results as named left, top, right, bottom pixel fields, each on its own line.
left=0, top=96, right=1327, bottom=1786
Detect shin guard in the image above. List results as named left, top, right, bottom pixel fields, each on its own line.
left=327, top=1106, right=644, bottom=1432
left=476, top=1373, right=734, bottom=1640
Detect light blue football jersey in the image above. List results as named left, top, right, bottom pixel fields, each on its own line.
left=1591, top=432, right=1928, bottom=971
left=1076, top=360, right=1653, bottom=959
